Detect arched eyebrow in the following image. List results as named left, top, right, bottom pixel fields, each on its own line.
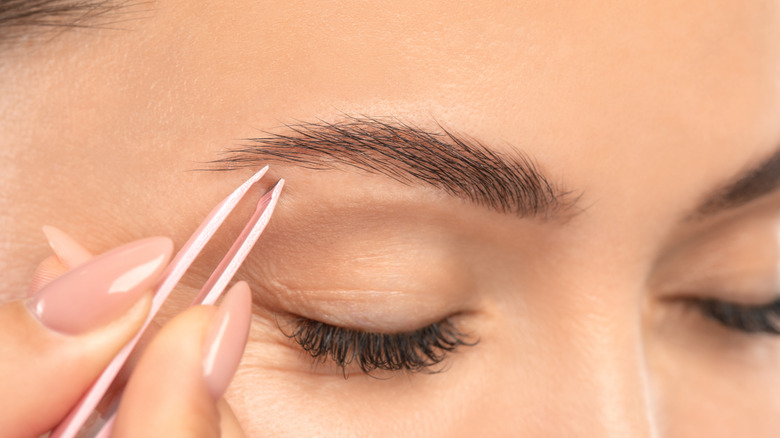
left=692, top=145, right=780, bottom=219
left=208, top=117, right=580, bottom=219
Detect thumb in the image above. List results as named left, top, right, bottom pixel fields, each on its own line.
left=114, top=282, right=251, bottom=438
left=0, top=236, right=173, bottom=438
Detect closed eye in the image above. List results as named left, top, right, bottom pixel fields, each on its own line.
left=280, top=316, right=478, bottom=377
left=696, top=297, right=780, bottom=334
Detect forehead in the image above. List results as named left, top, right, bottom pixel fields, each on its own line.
left=142, top=2, right=780, bottom=124
left=136, top=4, right=779, bottom=134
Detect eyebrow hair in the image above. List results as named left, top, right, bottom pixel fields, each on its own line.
left=208, top=117, right=579, bottom=219
left=693, top=145, right=780, bottom=218
left=0, top=0, right=146, bottom=46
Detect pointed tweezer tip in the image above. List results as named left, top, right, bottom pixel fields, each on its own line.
left=254, top=178, right=284, bottom=210
left=264, top=178, right=285, bottom=198
left=272, top=178, right=285, bottom=193
left=251, top=165, right=270, bottom=182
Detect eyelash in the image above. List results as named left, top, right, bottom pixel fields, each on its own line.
left=697, top=298, right=780, bottom=334
left=284, top=317, right=477, bottom=376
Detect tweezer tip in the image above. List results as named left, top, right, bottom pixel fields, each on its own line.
left=268, top=178, right=285, bottom=196
left=252, top=165, right=270, bottom=180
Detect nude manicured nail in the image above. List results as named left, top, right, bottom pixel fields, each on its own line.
left=42, top=225, right=93, bottom=269
left=27, top=237, right=174, bottom=335
left=202, top=281, right=252, bottom=400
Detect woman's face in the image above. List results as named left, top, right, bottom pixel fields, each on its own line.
left=2, top=1, right=780, bottom=436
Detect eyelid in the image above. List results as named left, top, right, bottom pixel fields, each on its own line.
left=253, top=276, right=471, bottom=332
left=651, top=202, right=780, bottom=304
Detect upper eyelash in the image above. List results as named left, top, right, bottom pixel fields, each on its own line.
left=283, top=317, right=477, bottom=377
left=697, top=298, right=780, bottom=334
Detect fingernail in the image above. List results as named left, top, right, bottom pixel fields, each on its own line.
left=42, top=225, right=93, bottom=269
left=202, top=282, right=252, bottom=400
left=27, top=237, right=174, bottom=335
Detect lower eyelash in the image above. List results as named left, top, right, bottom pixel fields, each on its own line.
left=697, top=298, right=780, bottom=334
left=283, top=317, right=477, bottom=376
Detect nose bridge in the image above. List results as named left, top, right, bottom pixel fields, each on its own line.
left=560, top=313, right=657, bottom=438
left=475, top=293, right=659, bottom=437
left=527, top=230, right=661, bottom=437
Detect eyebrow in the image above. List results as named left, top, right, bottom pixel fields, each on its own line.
left=208, top=117, right=578, bottom=219
left=693, top=145, right=780, bottom=218
left=0, top=0, right=146, bottom=46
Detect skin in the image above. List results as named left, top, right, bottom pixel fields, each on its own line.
left=1, top=1, right=780, bottom=436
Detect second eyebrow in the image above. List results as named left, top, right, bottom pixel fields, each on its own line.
left=693, top=145, right=780, bottom=219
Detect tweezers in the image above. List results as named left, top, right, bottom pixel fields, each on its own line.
left=51, top=167, right=283, bottom=438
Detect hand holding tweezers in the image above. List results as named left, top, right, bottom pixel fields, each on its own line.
left=51, top=167, right=282, bottom=438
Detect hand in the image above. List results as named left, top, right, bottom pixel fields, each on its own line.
left=0, top=227, right=249, bottom=438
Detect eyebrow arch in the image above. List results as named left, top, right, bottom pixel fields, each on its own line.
left=692, top=145, right=780, bottom=219
left=207, top=116, right=579, bottom=219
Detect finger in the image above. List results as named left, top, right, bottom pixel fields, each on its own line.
left=114, top=282, right=252, bottom=438
left=28, top=226, right=94, bottom=296
left=218, top=399, right=248, bottom=438
left=0, top=236, right=172, bottom=438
